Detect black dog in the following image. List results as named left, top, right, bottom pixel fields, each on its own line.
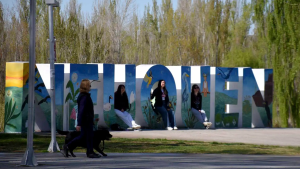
left=57, top=129, right=112, bottom=157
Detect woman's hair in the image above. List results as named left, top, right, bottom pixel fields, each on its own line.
left=80, top=79, right=91, bottom=93
left=157, top=80, right=168, bottom=95
left=191, top=84, right=201, bottom=94
left=115, top=84, right=127, bottom=96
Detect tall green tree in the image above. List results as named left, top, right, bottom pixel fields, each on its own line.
left=267, top=0, right=300, bottom=127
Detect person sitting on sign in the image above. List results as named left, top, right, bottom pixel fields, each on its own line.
left=114, top=84, right=141, bottom=130
left=151, top=80, right=176, bottom=130
left=191, top=84, right=212, bottom=128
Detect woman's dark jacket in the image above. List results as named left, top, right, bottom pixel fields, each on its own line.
left=77, top=92, right=94, bottom=127
left=114, top=92, right=129, bottom=111
left=191, top=92, right=202, bottom=110
left=151, top=88, right=170, bottom=108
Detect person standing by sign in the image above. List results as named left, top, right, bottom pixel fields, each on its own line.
left=151, top=80, right=175, bottom=130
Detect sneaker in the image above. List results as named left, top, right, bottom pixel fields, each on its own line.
left=87, top=152, right=101, bottom=158
left=132, top=124, right=141, bottom=129
left=173, top=126, right=178, bottom=130
left=203, top=122, right=212, bottom=126
left=166, top=127, right=173, bottom=130
left=88, top=154, right=101, bottom=158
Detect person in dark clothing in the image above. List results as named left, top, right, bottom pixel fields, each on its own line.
left=114, top=84, right=141, bottom=129
left=62, top=79, right=100, bottom=158
left=191, top=84, right=211, bottom=128
left=151, top=80, right=176, bottom=130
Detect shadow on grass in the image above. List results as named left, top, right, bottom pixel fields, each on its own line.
left=0, top=134, right=299, bottom=156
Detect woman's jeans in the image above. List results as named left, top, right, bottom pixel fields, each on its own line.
left=191, top=108, right=207, bottom=123
left=155, top=101, right=175, bottom=128
left=115, top=109, right=137, bottom=128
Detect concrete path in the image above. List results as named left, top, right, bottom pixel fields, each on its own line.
left=1, top=153, right=300, bottom=169
left=111, top=128, right=300, bottom=146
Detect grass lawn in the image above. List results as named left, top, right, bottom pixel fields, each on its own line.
left=0, top=133, right=299, bottom=155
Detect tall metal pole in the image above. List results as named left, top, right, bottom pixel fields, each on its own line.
left=21, top=0, right=38, bottom=166
left=48, top=4, right=60, bottom=153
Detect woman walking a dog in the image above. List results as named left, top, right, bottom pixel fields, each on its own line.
left=151, top=80, right=176, bottom=130
left=62, top=79, right=100, bottom=158
left=114, top=84, right=141, bottom=129
left=191, top=84, right=212, bottom=128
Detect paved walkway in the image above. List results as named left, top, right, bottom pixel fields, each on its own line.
left=1, top=129, right=300, bottom=168
left=1, top=153, right=300, bottom=168
left=111, top=128, right=300, bottom=146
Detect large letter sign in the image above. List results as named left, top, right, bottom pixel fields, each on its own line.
left=3, top=62, right=273, bottom=133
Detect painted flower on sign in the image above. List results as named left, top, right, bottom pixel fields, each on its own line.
left=7, top=90, right=12, bottom=97
left=130, top=91, right=135, bottom=104
left=72, top=73, right=78, bottom=83
left=104, top=103, right=111, bottom=111
left=70, top=108, right=76, bottom=120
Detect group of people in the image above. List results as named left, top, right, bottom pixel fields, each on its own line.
left=150, top=80, right=211, bottom=130
left=115, top=79, right=211, bottom=131
left=62, top=79, right=211, bottom=158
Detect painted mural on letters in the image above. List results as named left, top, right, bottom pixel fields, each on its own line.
left=141, top=65, right=177, bottom=129
left=67, top=64, right=98, bottom=130
left=215, top=67, right=239, bottom=128
left=3, top=62, right=274, bottom=132
left=181, top=66, right=193, bottom=128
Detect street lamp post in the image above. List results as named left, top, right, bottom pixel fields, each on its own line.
left=46, top=0, right=60, bottom=153
left=21, top=0, right=38, bottom=166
